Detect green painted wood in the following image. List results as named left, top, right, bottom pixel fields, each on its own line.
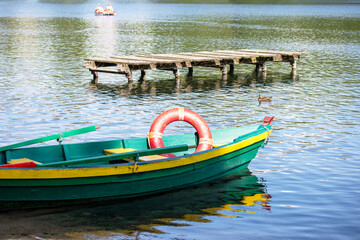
left=4, top=126, right=260, bottom=164
left=0, top=168, right=261, bottom=211
left=0, top=123, right=273, bottom=210
left=1, top=139, right=125, bottom=165
left=0, top=144, right=260, bottom=203
left=0, top=126, right=98, bottom=152
left=0, top=141, right=263, bottom=188
left=39, top=144, right=189, bottom=167
left=5, top=151, right=10, bottom=162
left=61, top=144, right=71, bottom=161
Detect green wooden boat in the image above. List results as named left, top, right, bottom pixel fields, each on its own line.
left=0, top=111, right=274, bottom=211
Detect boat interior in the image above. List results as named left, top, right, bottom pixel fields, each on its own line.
left=0, top=125, right=261, bottom=167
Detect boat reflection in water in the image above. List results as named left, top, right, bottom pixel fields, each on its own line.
left=0, top=169, right=271, bottom=239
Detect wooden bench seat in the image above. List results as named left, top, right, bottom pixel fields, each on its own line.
left=104, top=148, right=167, bottom=161
left=7, top=158, right=42, bottom=165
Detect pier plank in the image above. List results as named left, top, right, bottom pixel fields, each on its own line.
left=84, top=49, right=307, bottom=82
left=111, top=56, right=181, bottom=63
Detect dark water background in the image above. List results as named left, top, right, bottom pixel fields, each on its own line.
left=0, top=0, right=360, bottom=239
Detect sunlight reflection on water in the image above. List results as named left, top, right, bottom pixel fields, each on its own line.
left=0, top=2, right=360, bottom=239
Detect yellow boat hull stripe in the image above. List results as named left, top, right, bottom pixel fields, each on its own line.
left=0, top=130, right=271, bottom=179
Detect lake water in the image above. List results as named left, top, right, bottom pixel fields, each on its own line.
left=1, top=1, right=360, bottom=239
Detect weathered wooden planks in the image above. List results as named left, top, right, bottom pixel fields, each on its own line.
left=83, top=49, right=307, bottom=83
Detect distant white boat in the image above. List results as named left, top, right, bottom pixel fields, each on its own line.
left=94, top=3, right=116, bottom=16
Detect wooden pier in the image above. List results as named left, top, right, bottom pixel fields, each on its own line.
left=84, top=49, right=306, bottom=84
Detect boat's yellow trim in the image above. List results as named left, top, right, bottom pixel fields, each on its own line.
left=241, top=193, right=271, bottom=207
left=202, top=203, right=256, bottom=216
left=0, top=130, right=271, bottom=179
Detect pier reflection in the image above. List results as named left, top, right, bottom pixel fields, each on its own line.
left=0, top=169, right=270, bottom=239
left=89, top=70, right=299, bottom=97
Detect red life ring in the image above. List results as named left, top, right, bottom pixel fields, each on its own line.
left=148, top=108, right=213, bottom=157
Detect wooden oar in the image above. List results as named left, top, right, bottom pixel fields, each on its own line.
left=0, top=126, right=99, bottom=152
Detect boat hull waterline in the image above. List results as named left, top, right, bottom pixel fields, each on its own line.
left=0, top=118, right=273, bottom=210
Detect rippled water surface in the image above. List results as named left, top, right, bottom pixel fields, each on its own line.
left=1, top=1, right=360, bottom=239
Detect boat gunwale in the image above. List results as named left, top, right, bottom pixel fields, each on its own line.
left=0, top=125, right=272, bottom=179
left=0, top=140, right=264, bottom=188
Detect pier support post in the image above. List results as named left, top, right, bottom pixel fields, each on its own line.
left=255, top=64, right=260, bottom=72
left=220, top=65, right=227, bottom=76
left=290, top=59, right=297, bottom=80
left=140, top=70, right=146, bottom=81
left=255, top=62, right=266, bottom=73
left=173, top=68, right=180, bottom=79
left=125, top=71, right=133, bottom=82
left=175, top=78, right=181, bottom=91
left=291, top=70, right=297, bottom=81
left=261, top=62, right=267, bottom=72
left=290, top=59, right=297, bottom=72
left=90, top=70, right=98, bottom=84
left=188, top=67, right=193, bottom=77
left=229, top=64, right=234, bottom=74
left=221, top=65, right=227, bottom=80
